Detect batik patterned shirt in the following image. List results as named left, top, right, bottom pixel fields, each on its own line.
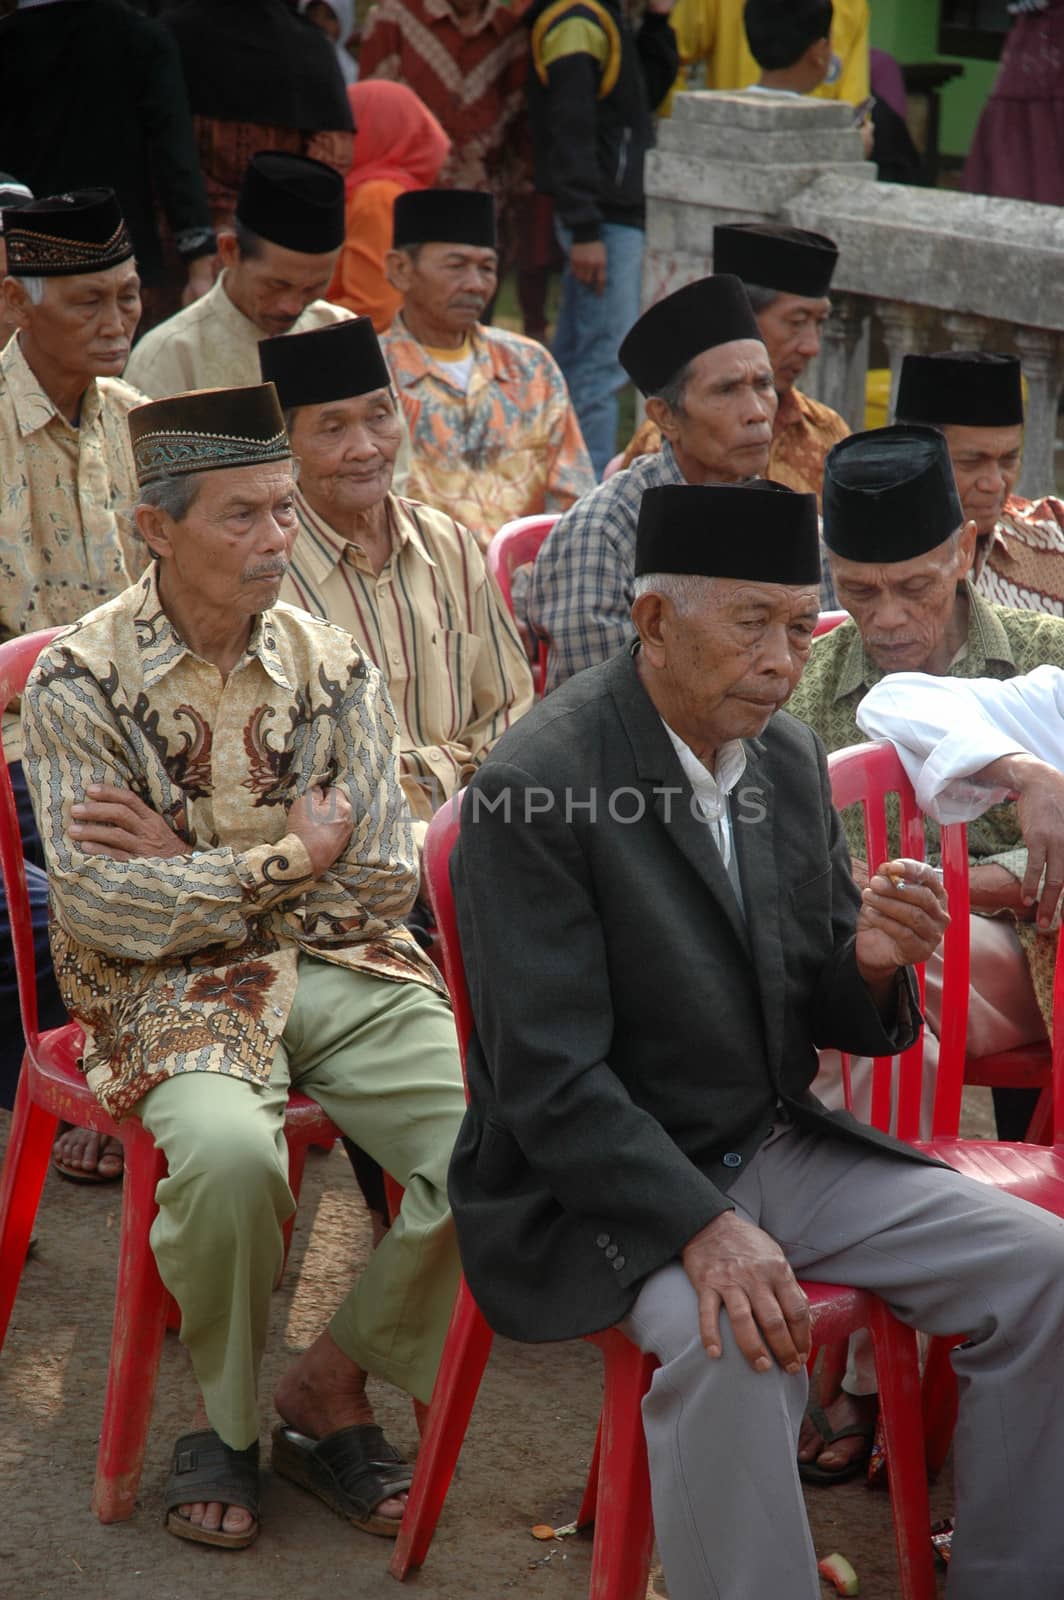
left=21, top=564, right=442, bottom=1120
left=281, top=491, right=534, bottom=831
left=0, top=334, right=147, bottom=759
left=977, top=492, right=1064, bottom=617
left=380, top=317, right=595, bottom=549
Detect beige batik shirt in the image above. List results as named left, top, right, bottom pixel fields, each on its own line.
left=21, top=564, right=443, bottom=1121
left=281, top=491, right=534, bottom=833
left=0, top=334, right=146, bottom=758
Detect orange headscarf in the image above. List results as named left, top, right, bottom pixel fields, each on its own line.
left=346, top=81, right=452, bottom=197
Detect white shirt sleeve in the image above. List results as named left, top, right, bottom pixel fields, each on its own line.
left=856, top=667, right=1064, bottom=823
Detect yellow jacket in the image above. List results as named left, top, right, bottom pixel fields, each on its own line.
left=667, top=0, right=869, bottom=104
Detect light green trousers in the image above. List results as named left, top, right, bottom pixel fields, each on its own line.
left=137, top=955, right=465, bottom=1450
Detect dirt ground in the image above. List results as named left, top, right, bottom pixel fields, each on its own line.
left=2, top=1102, right=986, bottom=1600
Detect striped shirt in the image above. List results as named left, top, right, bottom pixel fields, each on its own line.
left=21, top=564, right=441, bottom=1120
left=281, top=490, right=534, bottom=830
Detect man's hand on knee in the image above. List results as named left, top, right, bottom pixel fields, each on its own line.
left=288, top=785, right=353, bottom=878
left=681, top=1211, right=811, bottom=1376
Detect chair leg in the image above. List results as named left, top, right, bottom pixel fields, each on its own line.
left=389, top=1283, right=495, bottom=1580
left=577, top=1419, right=602, bottom=1529
left=92, top=1129, right=170, bottom=1523
left=1025, top=1085, right=1053, bottom=1145
left=586, top=1331, right=657, bottom=1600
left=921, top=1333, right=963, bottom=1479
left=0, top=1070, right=57, bottom=1353
left=866, top=1303, right=937, bottom=1600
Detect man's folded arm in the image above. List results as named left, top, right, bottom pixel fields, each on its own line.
left=454, top=761, right=734, bottom=1275
left=21, top=673, right=315, bottom=963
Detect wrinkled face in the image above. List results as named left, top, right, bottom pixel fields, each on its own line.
left=830, top=528, right=976, bottom=674
left=643, top=578, right=821, bottom=749
left=662, top=339, right=778, bottom=481
left=11, top=260, right=141, bottom=378
left=290, top=389, right=402, bottom=516
left=942, top=422, right=1023, bottom=536
left=222, top=235, right=340, bottom=336
left=756, top=292, right=832, bottom=393
left=143, top=463, right=299, bottom=620
left=391, top=242, right=498, bottom=336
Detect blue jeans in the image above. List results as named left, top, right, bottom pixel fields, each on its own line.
left=552, top=220, right=645, bottom=479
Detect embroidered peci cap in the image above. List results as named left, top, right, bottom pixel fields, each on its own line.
left=2, top=187, right=133, bottom=277
left=236, top=151, right=346, bottom=255
left=713, top=222, right=839, bottom=299
left=129, top=384, right=292, bottom=488
left=823, top=425, right=963, bottom=563
left=895, top=352, right=1025, bottom=429
left=618, top=275, right=764, bottom=396
left=635, top=480, right=821, bottom=585
left=259, top=316, right=392, bottom=408
left=392, top=188, right=497, bottom=250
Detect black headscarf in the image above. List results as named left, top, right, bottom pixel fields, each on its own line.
left=162, top=0, right=354, bottom=133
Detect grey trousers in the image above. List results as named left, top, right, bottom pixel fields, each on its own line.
left=620, top=1123, right=1064, bottom=1600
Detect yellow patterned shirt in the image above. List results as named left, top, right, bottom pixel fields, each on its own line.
left=21, top=564, right=443, bottom=1120
left=0, top=334, right=146, bottom=759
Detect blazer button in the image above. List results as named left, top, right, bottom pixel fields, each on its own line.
left=605, top=1244, right=618, bottom=1259
left=595, top=1233, right=610, bottom=1249
left=612, top=1256, right=626, bottom=1271
left=722, top=1152, right=743, bottom=1168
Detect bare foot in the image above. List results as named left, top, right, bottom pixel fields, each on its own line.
left=797, top=1391, right=878, bottom=1474
left=53, top=1124, right=124, bottom=1181
left=275, top=1332, right=407, bottom=1521
left=175, top=1399, right=256, bottom=1540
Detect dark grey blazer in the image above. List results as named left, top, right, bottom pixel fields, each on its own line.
left=448, top=647, right=932, bottom=1344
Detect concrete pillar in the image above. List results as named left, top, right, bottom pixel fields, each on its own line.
left=1014, top=327, right=1064, bottom=499
left=878, top=302, right=930, bottom=420
left=815, top=292, right=872, bottom=431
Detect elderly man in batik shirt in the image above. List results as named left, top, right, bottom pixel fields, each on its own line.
left=896, top=351, right=1064, bottom=615
left=21, top=382, right=465, bottom=1551
left=380, top=189, right=594, bottom=549
left=620, top=224, right=850, bottom=505
left=0, top=185, right=146, bottom=1177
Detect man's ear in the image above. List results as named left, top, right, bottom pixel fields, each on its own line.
left=645, top=395, right=679, bottom=443
left=956, top=518, right=980, bottom=578
left=1, top=275, right=33, bottom=332
left=384, top=248, right=414, bottom=293
left=631, top=590, right=668, bottom=666
left=217, top=232, right=239, bottom=271
left=134, top=503, right=174, bottom=563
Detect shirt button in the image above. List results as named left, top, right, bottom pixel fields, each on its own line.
left=595, top=1233, right=610, bottom=1249
left=273, top=1007, right=284, bottom=1018
left=612, top=1256, right=626, bottom=1271
left=390, top=652, right=402, bottom=666
left=722, top=1152, right=743, bottom=1168
left=604, top=1244, right=618, bottom=1259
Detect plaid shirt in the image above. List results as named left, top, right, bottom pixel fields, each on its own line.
left=528, top=440, right=837, bottom=690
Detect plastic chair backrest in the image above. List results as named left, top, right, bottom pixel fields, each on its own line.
left=487, top=514, right=558, bottom=614
left=0, top=628, right=64, bottom=1054
left=813, top=609, right=849, bottom=638
left=827, top=740, right=974, bottom=1141
left=422, top=795, right=474, bottom=1072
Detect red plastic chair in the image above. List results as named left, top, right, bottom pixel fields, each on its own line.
left=0, top=628, right=342, bottom=1522
left=828, top=741, right=1064, bottom=1470
left=813, top=608, right=849, bottom=637
left=390, top=797, right=937, bottom=1600
left=486, top=514, right=557, bottom=697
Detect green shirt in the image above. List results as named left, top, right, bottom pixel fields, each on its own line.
left=787, top=582, right=1064, bottom=876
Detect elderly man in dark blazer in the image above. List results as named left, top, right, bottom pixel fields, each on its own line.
left=448, top=480, right=1064, bottom=1600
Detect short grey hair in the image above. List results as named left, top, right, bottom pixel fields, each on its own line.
left=742, top=282, right=782, bottom=314
left=650, top=358, right=695, bottom=415
left=631, top=572, right=717, bottom=614
left=136, top=472, right=205, bottom=524
left=13, top=275, right=46, bottom=304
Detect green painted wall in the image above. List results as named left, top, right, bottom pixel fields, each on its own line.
left=869, top=1, right=1001, bottom=160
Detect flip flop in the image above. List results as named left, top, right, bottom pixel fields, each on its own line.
left=163, top=1429, right=260, bottom=1549
left=271, top=1422, right=412, bottom=1538
left=52, top=1124, right=124, bottom=1185
left=797, top=1402, right=877, bottom=1485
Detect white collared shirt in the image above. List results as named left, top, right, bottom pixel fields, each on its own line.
left=661, top=722, right=748, bottom=869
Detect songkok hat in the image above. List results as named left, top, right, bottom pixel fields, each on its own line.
left=259, top=317, right=392, bottom=408
left=823, top=425, right=963, bottom=563
left=635, top=481, right=821, bottom=585
left=2, top=187, right=132, bottom=277
left=713, top=222, right=838, bottom=299
left=618, top=275, right=763, bottom=396
left=129, top=384, right=291, bottom=488
left=392, top=188, right=497, bottom=250
left=895, top=352, right=1024, bottom=429
left=0, top=175, right=33, bottom=232
left=236, top=152, right=345, bottom=255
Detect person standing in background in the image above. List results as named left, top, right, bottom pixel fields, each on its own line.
left=666, top=0, right=868, bottom=106
left=300, top=0, right=360, bottom=84
left=964, top=0, right=1064, bottom=205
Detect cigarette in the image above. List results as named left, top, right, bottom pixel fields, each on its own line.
left=884, top=865, right=943, bottom=889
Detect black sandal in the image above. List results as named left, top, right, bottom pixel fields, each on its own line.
left=163, top=1429, right=260, bottom=1548
left=271, top=1422, right=412, bottom=1538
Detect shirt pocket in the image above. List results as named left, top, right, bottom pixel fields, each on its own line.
left=417, top=627, right=481, bottom=749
